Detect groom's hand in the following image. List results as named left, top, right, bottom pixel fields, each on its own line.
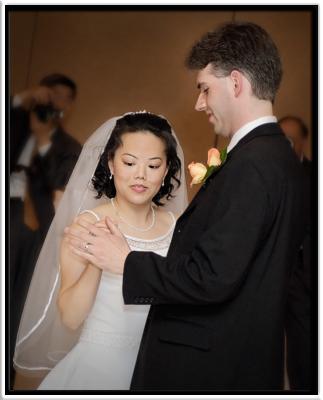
left=64, top=216, right=131, bottom=275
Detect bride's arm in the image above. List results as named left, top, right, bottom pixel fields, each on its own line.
left=57, top=213, right=102, bottom=330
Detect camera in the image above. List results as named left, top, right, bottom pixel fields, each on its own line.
left=31, top=102, right=64, bottom=123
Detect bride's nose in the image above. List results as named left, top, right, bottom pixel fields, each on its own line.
left=135, top=164, right=146, bottom=180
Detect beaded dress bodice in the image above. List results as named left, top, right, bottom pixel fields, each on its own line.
left=79, top=209, right=175, bottom=349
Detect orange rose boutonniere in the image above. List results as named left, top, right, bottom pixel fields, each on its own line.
left=188, top=147, right=227, bottom=187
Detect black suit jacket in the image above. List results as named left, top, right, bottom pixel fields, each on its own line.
left=123, top=123, right=305, bottom=391
left=10, top=102, right=30, bottom=173
left=27, top=128, right=81, bottom=236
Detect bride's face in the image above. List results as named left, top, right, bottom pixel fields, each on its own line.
left=108, top=131, right=168, bottom=206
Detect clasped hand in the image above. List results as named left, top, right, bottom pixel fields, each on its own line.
left=64, top=216, right=131, bottom=275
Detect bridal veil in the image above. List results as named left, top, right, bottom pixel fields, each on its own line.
left=13, top=113, right=188, bottom=376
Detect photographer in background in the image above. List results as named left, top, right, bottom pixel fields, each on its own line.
left=279, top=116, right=313, bottom=390
left=10, top=73, right=78, bottom=173
left=9, top=74, right=81, bottom=388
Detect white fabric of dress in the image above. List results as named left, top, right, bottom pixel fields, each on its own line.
left=38, top=209, right=175, bottom=390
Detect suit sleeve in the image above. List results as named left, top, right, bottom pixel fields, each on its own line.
left=123, top=160, right=272, bottom=305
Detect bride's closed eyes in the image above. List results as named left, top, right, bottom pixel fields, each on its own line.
left=122, top=161, right=162, bottom=170
left=121, top=155, right=163, bottom=169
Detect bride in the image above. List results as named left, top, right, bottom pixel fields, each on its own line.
left=13, top=112, right=187, bottom=390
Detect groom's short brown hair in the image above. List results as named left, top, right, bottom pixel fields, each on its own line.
left=186, top=21, right=283, bottom=103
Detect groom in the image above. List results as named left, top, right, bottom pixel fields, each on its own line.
left=66, top=22, right=305, bottom=390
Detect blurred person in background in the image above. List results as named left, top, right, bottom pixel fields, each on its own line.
left=279, top=116, right=313, bottom=390
left=9, top=73, right=81, bottom=388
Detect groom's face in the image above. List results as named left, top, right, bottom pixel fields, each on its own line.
left=195, top=64, right=234, bottom=138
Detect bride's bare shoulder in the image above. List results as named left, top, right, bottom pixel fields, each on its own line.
left=74, top=203, right=111, bottom=224
left=85, top=202, right=114, bottom=221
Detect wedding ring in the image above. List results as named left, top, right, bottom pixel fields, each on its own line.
left=84, top=243, right=93, bottom=255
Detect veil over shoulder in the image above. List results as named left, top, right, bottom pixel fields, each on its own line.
left=13, top=113, right=188, bottom=376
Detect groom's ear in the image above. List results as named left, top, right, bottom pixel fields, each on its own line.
left=230, top=69, right=243, bottom=97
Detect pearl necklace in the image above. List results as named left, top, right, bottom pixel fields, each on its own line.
left=110, top=197, right=156, bottom=232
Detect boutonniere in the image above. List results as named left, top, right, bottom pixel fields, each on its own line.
left=188, top=147, right=227, bottom=187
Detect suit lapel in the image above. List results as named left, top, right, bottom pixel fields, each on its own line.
left=227, top=122, right=283, bottom=158
left=178, top=123, right=283, bottom=223
left=177, top=156, right=224, bottom=223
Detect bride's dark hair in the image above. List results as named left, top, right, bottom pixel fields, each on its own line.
left=92, top=112, right=181, bottom=206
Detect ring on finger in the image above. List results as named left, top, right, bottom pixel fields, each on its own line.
left=84, top=242, right=91, bottom=251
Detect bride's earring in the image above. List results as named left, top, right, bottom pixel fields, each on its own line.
left=162, top=179, right=165, bottom=187
left=109, top=173, right=113, bottom=180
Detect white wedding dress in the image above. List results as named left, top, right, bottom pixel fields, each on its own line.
left=38, top=210, right=175, bottom=390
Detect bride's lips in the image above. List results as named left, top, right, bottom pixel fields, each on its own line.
left=130, top=184, right=148, bottom=193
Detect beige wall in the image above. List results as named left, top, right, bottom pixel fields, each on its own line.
left=10, top=9, right=313, bottom=200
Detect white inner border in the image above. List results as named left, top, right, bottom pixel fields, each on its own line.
left=1, top=1, right=320, bottom=399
